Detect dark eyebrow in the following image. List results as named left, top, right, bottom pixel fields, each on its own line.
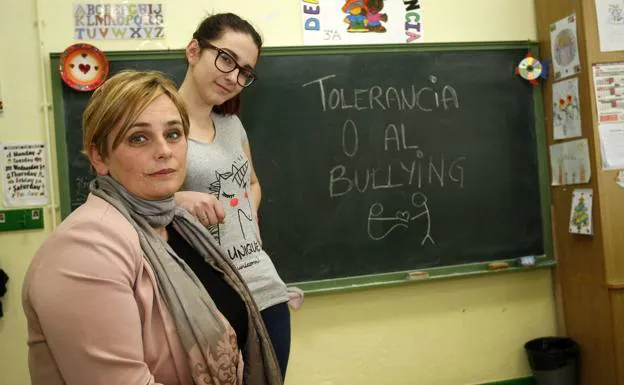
left=129, top=120, right=183, bottom=129
left=221, top=48, right=255, bottom=71
left=222, top=48, right=239, bottom=60
left=129, top=122, right=150, bottom=129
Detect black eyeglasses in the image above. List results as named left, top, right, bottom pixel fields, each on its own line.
left=198, top=41, right=257, bottom=88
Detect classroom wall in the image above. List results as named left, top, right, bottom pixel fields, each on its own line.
left=0, top=1, right=555, bottom=385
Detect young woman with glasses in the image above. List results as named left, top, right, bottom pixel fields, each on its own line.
left=176, top=13, right=293, bottom=381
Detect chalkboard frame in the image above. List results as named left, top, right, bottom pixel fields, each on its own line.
left=50, top=41, right=553, bottom=294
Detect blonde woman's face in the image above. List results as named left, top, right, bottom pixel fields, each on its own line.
left=91, top=94, right=188, bottom=200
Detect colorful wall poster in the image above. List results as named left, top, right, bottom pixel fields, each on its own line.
left=301, top=0, right=423, bottom=45
left=1, top=142, right=49, bottom=207
left=552, top=78, right=582, bottom=140
left=569, top=188, right=593, bottom=235
left=73, top=3, right=165, bottom=40
left=550, top=14, right=581, bottom=80
left=593, top=62, right=624, bottom=124
left=594, top=0, right=624, bottom=52
left=549, top=138, right=591, bottom=186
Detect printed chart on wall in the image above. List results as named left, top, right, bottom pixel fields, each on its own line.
left=594, top=0, right=624, bottom=52
left=550, top=14, right=581, bottom=80
left=593, top=62, right=624, bottom=169
left=552, top=78, right=581, bottom=140
left=549, top=138, right=591, bottom=186
left=1, top=143, right=49, bottom=207
left=593, top=62, right=624, bottom=124
left=73, top=2, right=165, bottom=40
left=300, top=0, right=423, bottom=45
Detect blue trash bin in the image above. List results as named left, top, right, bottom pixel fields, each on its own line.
left=524, top=337, right=580, bottom=385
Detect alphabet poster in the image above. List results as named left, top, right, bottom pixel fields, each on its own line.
left=1, top=142, right=49, bottom=207
left=73, top=3, right=165, bottom=40
left=300, top=0, right=424, bottom=45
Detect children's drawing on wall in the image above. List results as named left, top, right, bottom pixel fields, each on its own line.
left=342, top=0, right=388, bottom=33
left=569, top=188, right=593, bottom=235
left=594, top=0, right=624, bottom=52
left=552, top=78, right=581, bottom=140
left=300, top=0, right=423, bottom=45
left=367, top=191, right=435, bottom=246
left=549, top=138, right=591, bottom=186
left=550, top=14, right=581, bottom=80
left=609, top=2, right=624, bottom=23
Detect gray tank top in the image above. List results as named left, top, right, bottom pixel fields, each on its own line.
left=181, top=113, right=288, bottom=311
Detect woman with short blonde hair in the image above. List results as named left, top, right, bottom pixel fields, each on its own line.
left=23, top=69, right=282, bottom=385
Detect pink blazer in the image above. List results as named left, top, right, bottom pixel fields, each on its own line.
left=23, top=194, right=194, bottom=385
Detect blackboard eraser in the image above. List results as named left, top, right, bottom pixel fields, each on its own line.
left=488, top=262, right=510, bottom=270
left=407, top=271, right=429, bottom=280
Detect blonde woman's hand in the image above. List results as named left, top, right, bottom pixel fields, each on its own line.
left=175, top=191, right=225, bottom=226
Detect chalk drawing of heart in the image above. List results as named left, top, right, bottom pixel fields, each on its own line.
left=78, top=63, right=91, bottom=74
left=396, top=211, right=410, bottom=221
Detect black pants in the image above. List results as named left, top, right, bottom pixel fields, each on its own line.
left=260, top=302, right=291, bottom=380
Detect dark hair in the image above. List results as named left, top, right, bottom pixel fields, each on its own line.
left=192, top=13, right=263, bottom=116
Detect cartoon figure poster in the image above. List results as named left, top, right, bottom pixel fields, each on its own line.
left=569, top=188, right=593, bottom=235
left=550, top=14, right=581, bottom=80
left=549, top=138, right=591, bottom=186
left=552, top=78, right=582, bottom=140
left=300, top=0, right=424, bottom=45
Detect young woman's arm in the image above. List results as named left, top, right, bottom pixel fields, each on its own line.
left=243, top=140, right=262, bottom=215
left=175, top=191, right=225, bottom=226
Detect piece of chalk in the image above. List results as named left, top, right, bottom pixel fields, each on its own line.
left=407, top=271, right=429, bottom=280
left=488, top=262, right=509, bottom=270
left=519, top=256, right=536, bottom=267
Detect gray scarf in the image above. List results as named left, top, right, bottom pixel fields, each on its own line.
left=90, top=175, right=282, bottom=385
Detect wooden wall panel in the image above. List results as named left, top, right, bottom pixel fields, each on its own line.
left=562, top=280, right=616, bottom=384
left=610, top=289, right=624, bottom=384
left=580, top=0, right=624, bottom=284
left=533, top=0, right=622, bottom=383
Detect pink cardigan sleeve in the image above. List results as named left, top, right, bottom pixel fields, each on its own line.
left=25, top=210, right=163, bottom=385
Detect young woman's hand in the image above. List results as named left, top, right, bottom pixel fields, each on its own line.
left=175, top=191, right=225, bottom=226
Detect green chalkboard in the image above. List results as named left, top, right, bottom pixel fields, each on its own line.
left=50, top=42, right=553, bottom=293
